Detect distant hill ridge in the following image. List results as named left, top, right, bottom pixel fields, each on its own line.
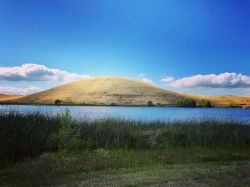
left=1, top=76, right=250, bottom=107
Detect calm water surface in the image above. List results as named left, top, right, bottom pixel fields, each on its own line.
left=1, top=104, right=250, bottom=122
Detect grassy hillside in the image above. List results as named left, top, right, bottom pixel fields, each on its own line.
left=12, top=77, right=186, bottom=105
left=2, top=76, right=250, bottom=107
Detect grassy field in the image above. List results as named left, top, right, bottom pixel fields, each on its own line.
left=1, top=150, right=249, bottom=186
left=0, top=110, right=250, bottom=186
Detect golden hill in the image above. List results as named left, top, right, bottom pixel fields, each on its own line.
left=12, top=77, right=186, bottom=105
left=2, top=76, right=250, bottom=107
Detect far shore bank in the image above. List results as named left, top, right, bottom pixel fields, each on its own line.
left=0, top=102, right=249, bottom=108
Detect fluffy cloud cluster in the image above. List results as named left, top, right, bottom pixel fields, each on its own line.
left=0, top=64, right=90, bottom=83
left=141, top=77, right=153, bottom=84
left=0, top=86, right=42, bottom=95
left=160, top=75, right=175, bottom=83
left=161, top=72, right=250, bottom=89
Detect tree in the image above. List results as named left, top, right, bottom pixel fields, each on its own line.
left=176, top=98, right=196, bottom=107
left=55, top=99, right=62, bottom=105
left=148, top=100, right=154, bottom=106
left=198, top=100, right=212, bottom=107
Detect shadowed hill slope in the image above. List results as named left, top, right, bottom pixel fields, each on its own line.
left=12, top=77, right=186, bottom=105
left=0, top=94, right=24, bottom=102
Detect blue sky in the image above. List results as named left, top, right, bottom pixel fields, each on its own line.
left=0, top=0, right=250, bottom=95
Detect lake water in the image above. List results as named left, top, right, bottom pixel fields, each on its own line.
left=1, top=104, right=250, bottom=122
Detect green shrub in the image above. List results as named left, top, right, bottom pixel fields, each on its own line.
left=51, top=109, right=82, bottom=154
left=176, top=98, right=197, bottom=107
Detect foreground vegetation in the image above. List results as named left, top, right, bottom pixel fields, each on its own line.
left=0, top=110, right=250, bottom=186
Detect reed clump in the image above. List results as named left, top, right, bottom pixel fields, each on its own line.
left=0, top=110, right=249, bottom=167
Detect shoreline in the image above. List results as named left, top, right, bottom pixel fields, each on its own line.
left=0, top=102, right=247, bottom=108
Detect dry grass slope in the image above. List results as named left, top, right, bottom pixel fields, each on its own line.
left=2, top=76, right=250, bottom=107
left=13, top=77, right=186, bottom=105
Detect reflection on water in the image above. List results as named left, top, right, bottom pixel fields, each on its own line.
left=1, top=105, right=250, bottom=122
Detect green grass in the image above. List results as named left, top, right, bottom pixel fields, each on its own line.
left=0, top=110, right=250, bottom=186
left=0, top=149, right=249, bottom=186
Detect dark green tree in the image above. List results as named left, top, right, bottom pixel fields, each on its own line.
left=147, top=100, right=154, bottom=106
left=198, top=100, right=212, bottom=107
left=176, top=98, right=196, bottom=107
left=55, top=99, right=62, bottom=105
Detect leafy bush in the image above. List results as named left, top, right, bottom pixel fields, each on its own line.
left=176, top=98, right=197, bottom=107
left=51, top=109, right=82, bottom=154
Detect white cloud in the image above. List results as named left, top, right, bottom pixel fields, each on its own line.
left=142, top=77, right=153, bottom=84
left=160, top=75, right=175, bottom=83
left=165, top=72, right=250, bottom=89
left=0, top=86, right=42, bottom=95
left=0, top=64, right=90, bottom=83
left=138, top=73, right=153, bottom=84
